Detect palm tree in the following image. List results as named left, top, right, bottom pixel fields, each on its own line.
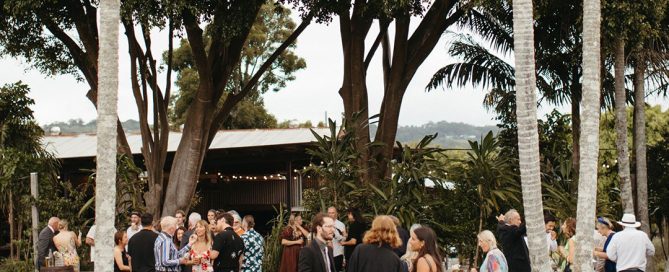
left=95, top=0, right=119, bottom=270
left=573, top=0, right=602, bottom=270
left=510, top=0, right=551, bottom=270
left=613, top=38, right=635, bottom=214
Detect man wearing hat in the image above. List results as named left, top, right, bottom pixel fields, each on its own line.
left=605, top=213, right=655, bottom=272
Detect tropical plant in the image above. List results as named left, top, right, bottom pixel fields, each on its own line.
left=262, top=204, right=288, bottom=272
left=0, top=82, right=58, bottom=260
left=450, top=131, right=520, bottom=266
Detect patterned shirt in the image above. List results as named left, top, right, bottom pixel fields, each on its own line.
left=480, top=248, right=508, bottom=272
left=154, top=231, right=191, bottom=272
left=241, top=229, right=264, bottom=272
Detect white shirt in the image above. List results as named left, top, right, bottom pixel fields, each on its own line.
left=332, top=219, right=346, bottom=257
left=86, top=225, right=96, bottom=263
left=546, top=232, right=557, bottom=252
left=87, top=225, right=117, bottom=263
left=606, top=227, right=655, bottom=271
left=126, top=224, right=143, bottom=240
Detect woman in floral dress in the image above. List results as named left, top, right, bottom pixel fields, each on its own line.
left=189, top=220, right=214, bottom=272
left=53, top=219, right=81, bottom=272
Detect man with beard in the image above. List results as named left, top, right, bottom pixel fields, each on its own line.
left=298, top=213, right=336, bottom=272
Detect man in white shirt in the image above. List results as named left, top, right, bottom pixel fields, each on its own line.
left=126, top=211, right=143, bottom=240
left=328, top=206, right=346, bottom=272
left=86, top=224, right=117, bottom=265
left=544, top=215, right=558, bottom=252
left=606, top=213, right=655, bottom=272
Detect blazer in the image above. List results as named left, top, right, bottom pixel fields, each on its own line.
left=298, top=239, right=336, bottom=272
left=37, top=226, right=58, bottom=268
left=497, top=223, right=531, bottom=272
left=347, top=243, right=403, bottom=272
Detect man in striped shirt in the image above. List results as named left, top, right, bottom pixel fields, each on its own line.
left=154, top=216, right=199, bottom=272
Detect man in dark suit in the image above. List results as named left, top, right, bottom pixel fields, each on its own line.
left=298, top=213, right=336, bottom=272
left=497, top=209, right=531, bottom=272
left=37, top=217, right=60, bottom=268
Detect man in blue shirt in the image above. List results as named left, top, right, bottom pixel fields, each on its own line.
left=154, top=216, right=198, bottom=272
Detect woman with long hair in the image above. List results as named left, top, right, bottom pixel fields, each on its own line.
left=342, top=207, right=367, bottom=263
left=471, top=230, right=508, bottom=272
left=113, top=230, right=131, bottom=272
left=409, top=227, right=443, bottom=272
left=347, top=215, right=403, bottom=272
left=401, top=224, right=422, bottom=272
left=279, top=212, right=309, bottom=272
left=558, top=217, right=576, bottom=272
left=188, top=220, right=214, bottom=272
left=174, top=226, right=187, bottom=248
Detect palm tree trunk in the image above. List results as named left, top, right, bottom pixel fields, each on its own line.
left=613, top=38, right=635, bottom=214
left=633, top=61, right=654, bottom=271
left=571, top=91, right=580, bottom=187
left=95, top=0, right=119, bottom=270
left=574, top=0, right=602, bottom=270
left=511, top=0, right=551, bottom=270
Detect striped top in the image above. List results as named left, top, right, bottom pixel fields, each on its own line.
left=154, top=231, right=191, bottom=272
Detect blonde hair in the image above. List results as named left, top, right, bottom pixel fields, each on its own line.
left=363, top=215, right=402, bottom=248
left=195, top=220, right=213, bottom=245
left=58, top=219, right=69, bottom=230
left=477, top=230, right=497, bottom=249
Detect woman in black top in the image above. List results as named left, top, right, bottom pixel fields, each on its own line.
left=347, top=215, right=403, bottom=272
left=113, top=230, right=131, bottom=272
left=342, top=208, right=367, bottom=264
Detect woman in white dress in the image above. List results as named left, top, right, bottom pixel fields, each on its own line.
left=53, top=219, right=81, bottom=272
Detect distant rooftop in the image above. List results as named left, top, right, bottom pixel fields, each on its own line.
left=42, top=128, right=331, bottom=159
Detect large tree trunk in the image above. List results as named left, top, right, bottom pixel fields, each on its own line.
left=338, top=7, right=373, bottom=184
left=511, top=0, right=551, bottom=270
left=95, top=0, right=119, bottom=270
left=574, top=0, right=602, bottom=270
left=613, top=38, right=635, bottom=214
left=633, top=61, right=654, bottom=271
left=338, top=0, right=462, bottom=185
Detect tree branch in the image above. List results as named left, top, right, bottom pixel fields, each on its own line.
left=364, top=19, right=391, bottom=71
left=208, top=11, right=314, bottom=143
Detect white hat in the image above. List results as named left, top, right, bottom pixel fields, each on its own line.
left=618, top=213, right=641, bottom=228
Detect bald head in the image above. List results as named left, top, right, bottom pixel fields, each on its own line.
left=505, top=209, right=522, bottom=226
left=48, top=217, right=60, bottom=230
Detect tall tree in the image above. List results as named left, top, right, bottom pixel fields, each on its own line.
left=612, top=38, right=634, bottom=213
left=161, top=0, right=313, bottom=215
left=285, top=0, right=468, bottom=185
left=510, top=0, right=550, bottom=270
left=167, top=3, right=305, bottom=130
left=95, top=0, right=119, bottom=270
left=573, top=0, right=602, bottom=270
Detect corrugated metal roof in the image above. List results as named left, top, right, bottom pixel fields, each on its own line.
left=42, top=128, right=331, bottom=159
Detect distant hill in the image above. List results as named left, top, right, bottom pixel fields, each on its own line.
left=42, top=119, right=497, bottom=148
left=42, top=119, right=141, bottom=134
left=371, top=121, right=499, bottom=148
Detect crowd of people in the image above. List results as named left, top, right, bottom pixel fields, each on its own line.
left=35, top=207, right=656, bottom=272
left=473, top=210, right=656, bottom=272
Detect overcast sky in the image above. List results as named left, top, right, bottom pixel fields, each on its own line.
left=1, top=12, right=666, bottom=127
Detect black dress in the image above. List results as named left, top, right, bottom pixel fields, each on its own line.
left=347, top=243, right=403, bottom=272
left=114, top=249, right=129, bottom=272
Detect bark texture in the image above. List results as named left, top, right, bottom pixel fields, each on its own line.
left=95, top=0, right=119, bottom=270
left=574, top=0, right=601, bottom=270
left=613, top=38, right=634, bottom=214
left=511, top=0, right=551, bottom=270
left=633, top=61, right=654, bottom=271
